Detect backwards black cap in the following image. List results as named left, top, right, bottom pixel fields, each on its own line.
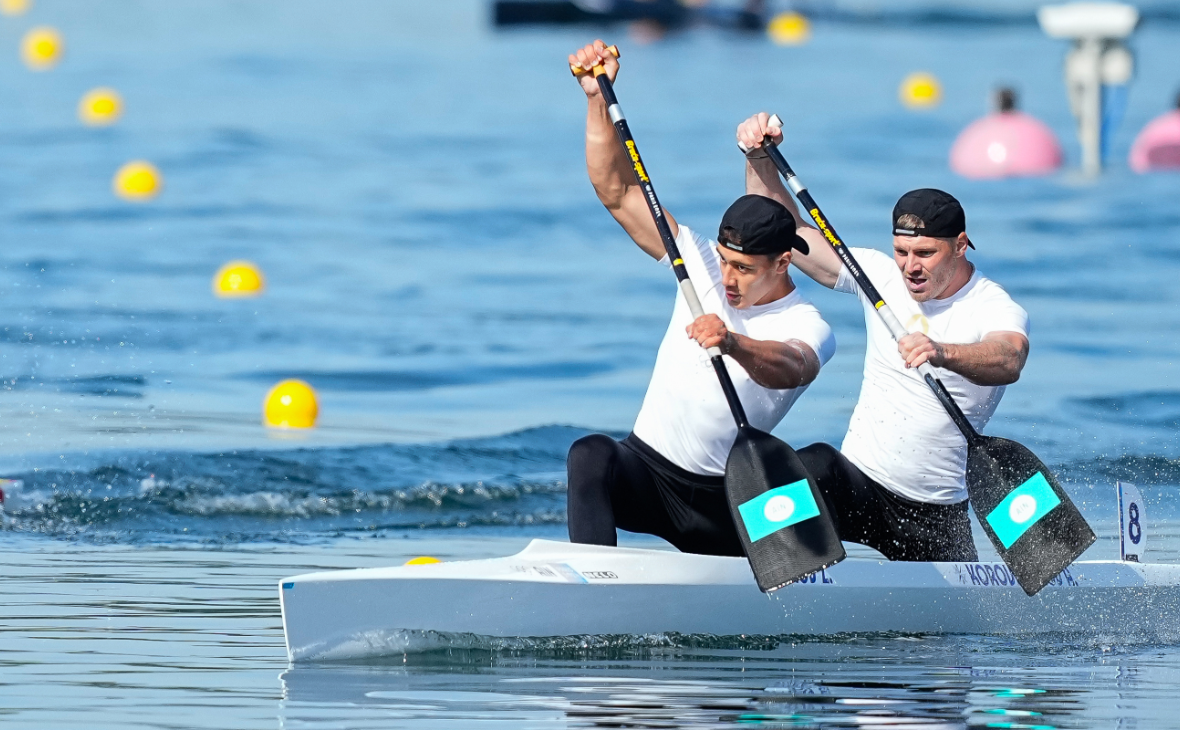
left=718, top=194, right=809, bottom=256
left=893, top=188, right=975, bottom=249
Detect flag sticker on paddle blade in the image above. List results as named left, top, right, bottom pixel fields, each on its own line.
left=737, top=479, right=821, bottom=543
left=985, top=472, right=1062, bottom=549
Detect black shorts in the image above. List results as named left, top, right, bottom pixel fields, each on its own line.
left=797, top=443, right=978, bottom=562
left=566, top=433, right=744, bottom=556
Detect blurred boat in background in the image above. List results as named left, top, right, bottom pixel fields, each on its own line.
left=493, top=0, right=765, bottom=30
left=492, top=0, right=1180, bottom=29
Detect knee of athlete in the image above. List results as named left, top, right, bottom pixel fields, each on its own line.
left=566, top=434, right=618, bottom=485
left=797, top=442, right=840, bottom=481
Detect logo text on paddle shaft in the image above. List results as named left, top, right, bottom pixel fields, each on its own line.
left=625, top=141, right=650, bottom=182
left=809, top=209, right=842, bottom=247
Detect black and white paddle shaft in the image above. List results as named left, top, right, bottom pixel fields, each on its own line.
left=571, top=50, right=844, bottom=591
left=750, top=116, right=1095, bottom=596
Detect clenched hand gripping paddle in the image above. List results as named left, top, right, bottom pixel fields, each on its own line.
left=745, top=115, right=1096, bottom=596
left=572, top=49, right=844, bottom=591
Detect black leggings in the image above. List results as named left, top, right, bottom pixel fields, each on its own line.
left=796, top=443, right=978, bottom=562
left=566, top=433, right=744, bottom=557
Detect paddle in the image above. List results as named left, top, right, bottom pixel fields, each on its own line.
left=571, top=48, right=844, bottom=592
left=746, top=115, right=1095, bottom=596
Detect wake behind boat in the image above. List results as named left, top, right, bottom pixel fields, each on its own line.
left=280, top=537, right=1180, bottom=662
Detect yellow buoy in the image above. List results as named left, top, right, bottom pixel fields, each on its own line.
left=78, top=87, right=123, bottom=127
left=213, top=260, right=265, bottom=298
left=767, top=11, right=811, bottom=46
left=21, top=26, right=63, bottom=71
left=264, top=379, right=318, bottom=429
left=112, top=160, right=162, bottom=202
left=900, top=72, right=943, bottom=110
left=1, top=0, right=31, bottom=17
left=405, top=556, right=441, bottom=566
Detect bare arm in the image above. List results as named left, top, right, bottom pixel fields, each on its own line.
left=572, top=41, right=676, bottom=260
left=898, top=331, right=1029, bottom=386
left=737, top=113, right=844, bottom=288
left=729, top=335, right=821, bottom=389
left=687, top=315, right=820, bottom=389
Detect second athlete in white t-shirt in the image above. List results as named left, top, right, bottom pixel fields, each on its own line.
left=737, top=112, right=1032, bottom=562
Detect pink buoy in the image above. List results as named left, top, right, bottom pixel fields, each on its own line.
left=1129, top=93, right=1180, bottom=173
left=950, top=88, right=1063, bottom=179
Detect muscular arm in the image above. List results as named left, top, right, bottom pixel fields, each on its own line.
left=898, top=331, right=1029, bottom=386
left=575, top=41, right=676, bottom=260
left=687, top=315, right=820, bottom=389
left=729, top=334, right=821, bottom=389
left=738, top=114, right=844, bottom=288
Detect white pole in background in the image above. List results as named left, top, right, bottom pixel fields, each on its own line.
left=1039, top=2, right=1138, bottom=176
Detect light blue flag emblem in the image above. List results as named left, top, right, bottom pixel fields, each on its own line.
left=985, top=472, right=1062, bottom=549
left=737, top=479, right=821, bottom=543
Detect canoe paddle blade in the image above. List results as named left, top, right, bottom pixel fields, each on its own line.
left=725, top=427, right=846, bottom=592
left=967, top=436, right=1096, bottom=596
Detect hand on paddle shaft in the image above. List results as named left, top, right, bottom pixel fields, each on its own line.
left=896, top=333, right=947, bottom=370
left=686, top=314, right=734, bottom=354
left=570, top=44, right=845, bottom=592
left=569, top=41, right=619, bottom=99
left=743, top=114, right=1095, bottom=596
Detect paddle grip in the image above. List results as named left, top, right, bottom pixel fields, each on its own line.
left=759, top=136, right=981, bottom=442
left=593, top=68, right=749, bottom=429
left=570, top=44, right=620, bottom=77
left=736, top=113, right=783, bottom=155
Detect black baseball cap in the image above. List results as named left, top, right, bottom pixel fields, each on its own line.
left=892, top=188, right=975, bottom=249
left=718, top=194, right=809, bottom=256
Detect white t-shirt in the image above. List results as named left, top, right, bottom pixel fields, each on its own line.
left=632, top=225, right=836, bottom=476
left=835, top=248, right=1030, bottom=504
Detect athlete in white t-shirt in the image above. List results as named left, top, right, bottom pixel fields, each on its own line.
left=737, top=112, right=1031, bottom=561
left=564, top=42, right=836, bottom=556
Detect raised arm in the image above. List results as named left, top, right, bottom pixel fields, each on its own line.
left=736, top=113, right=844, bottom=288
left=898, top=331, right=1030, bottom=386
left=572, top=41, right=675, bottom=260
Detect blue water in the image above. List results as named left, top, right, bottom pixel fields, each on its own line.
left=2, top=1, right=1180, bottom=727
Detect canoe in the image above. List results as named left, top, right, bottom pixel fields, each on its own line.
left=279, top=539, right=1180, bottom=661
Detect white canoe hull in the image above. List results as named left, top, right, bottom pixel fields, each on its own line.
left=279, top=539, right=1180, bottom=661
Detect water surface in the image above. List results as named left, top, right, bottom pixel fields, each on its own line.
left=2, top=1, right=1180, bottom=727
